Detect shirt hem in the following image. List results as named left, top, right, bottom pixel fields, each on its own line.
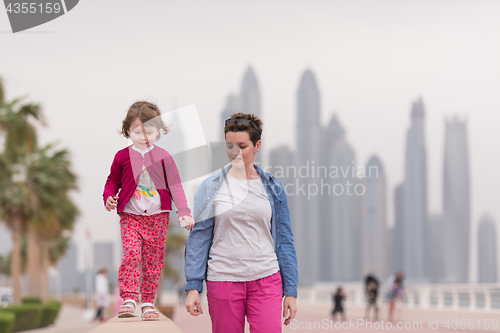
left=207, top=268, right=279, bottom=282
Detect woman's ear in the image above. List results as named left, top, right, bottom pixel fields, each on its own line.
left=255, top=140, right=262, bottom=153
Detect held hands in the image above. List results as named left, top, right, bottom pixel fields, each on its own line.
left=185, top=289, right=296, bottom=323
left=105, top=196, right=119, bottom=211
left=179, top=216, right=195, bottom=231
left=185, top=290, right=203, bottom=316
left=283, top=296, right=297, bottom=326
left=105, top=196, right=195, bottom=232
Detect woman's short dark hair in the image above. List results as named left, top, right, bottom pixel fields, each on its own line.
left=224, top=113, right=263, bottom=146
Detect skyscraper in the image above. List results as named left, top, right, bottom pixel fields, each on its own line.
left=240, top=66, right=263, bottom=166
left=295, top=69, right=323, bottom=285
left=327, top=137, right=357, bottom=281
left=220, top=94, right=240, bottom=139
left=403, top=98, right=427, bottom=281
left=319, top=115, right=345, bottom=281
left=57, top=242, right=84, bottom=293
left=94, top=242, right=114, bottom=272
left=239, top=66, right=261, bottom=117
left=268, top=145, right=296, bottom=263
left=426, top=213, right=444, bottom=283
left=362, top=156, right=388, bottom=280
left=442, top=116, right=470, bottom=283
left=478, top=214, right=498, bottom=283
left=390, top=183, right=405, bottom=274
left=268, top=145, right=294, bottom=195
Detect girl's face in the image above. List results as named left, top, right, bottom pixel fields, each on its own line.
left=225, top=130, right=260, bottom=170
left=127, top=118, right=159, bottom=149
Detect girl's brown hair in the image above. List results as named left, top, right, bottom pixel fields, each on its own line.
left=120, top=101, right=170, bottom=140
left=224, top=113, right=263, bottom=146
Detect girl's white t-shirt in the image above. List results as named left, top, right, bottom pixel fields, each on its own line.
left=123, top=145, right=171, bottom=216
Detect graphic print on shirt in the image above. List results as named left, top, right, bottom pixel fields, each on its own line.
left=132, top=165, right=158, bottom=200
left=123, top=163, right=167, bottom=216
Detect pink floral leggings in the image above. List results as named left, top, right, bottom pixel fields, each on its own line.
left=118, top=212, right=169, bottom=303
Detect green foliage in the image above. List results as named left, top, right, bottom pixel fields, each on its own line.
left=38, top=303, right=58, bottom=328
left=21, top=297, right=41, bottom=304
left=0, top=304, right=42, bottom=332
left=0, top=312, right=15, bottom=333
left=162, top=229, right=187, bottom=284
left=0, top=255, right=10, bottom=275
left=0, top=97, right=45, bottom=162
left=46, top=300, right=61, bottom=315
left=48, top=235, right=71, bottom=266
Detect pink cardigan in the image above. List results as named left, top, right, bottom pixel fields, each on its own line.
left=103, top=145, right=192, bottom=217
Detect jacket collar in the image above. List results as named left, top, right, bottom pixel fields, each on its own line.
left=128, top=144, right=157, bottom=156
left=213, top=163, right=272, bottom=182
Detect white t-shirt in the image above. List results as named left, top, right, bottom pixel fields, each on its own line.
left=123, top=145, right=171, bottom=216
left=207, top=173, right=279, bottom=281
left=95, top=273, right=110, bottom=307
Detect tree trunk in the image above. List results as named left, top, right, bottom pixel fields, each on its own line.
left=27, top=223, right=41, bottom=297
left=40, top=241, right=50, bottom=301
left=11, top=213, right=22, bottom=304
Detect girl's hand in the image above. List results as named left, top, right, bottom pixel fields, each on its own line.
left=185, top=289, right=203, bottom=316
left=179, top=216, right=195, bottom=231
left=105, top=196, right=119, bottom=211
left=283, top=296, right=297, bottom=326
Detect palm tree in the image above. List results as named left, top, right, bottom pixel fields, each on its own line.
left=25, top=144, right=79, bottom=299
left=0, top=151, right=34, bottom=304
left=0, top=78, right=57, bottom=303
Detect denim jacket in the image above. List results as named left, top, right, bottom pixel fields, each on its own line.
left=184, top=164, right=299, bottom=297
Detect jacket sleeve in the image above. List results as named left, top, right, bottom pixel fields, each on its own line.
left=163, top=153, right=192, bottom=217
left=184, top=181, right=213, bottom=293
left=103, top=152, right=122, bottom=204
left=277, top=180, right=299, bottom=297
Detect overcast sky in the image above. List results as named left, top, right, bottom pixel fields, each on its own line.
left=1, top=0, right=499, bottom=281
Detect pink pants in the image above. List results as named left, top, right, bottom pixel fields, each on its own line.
left=118, top=212, right=169, bottom=303
left=207, top=271, right=282, bottom=333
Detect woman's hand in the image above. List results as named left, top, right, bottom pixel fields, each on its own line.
left=283, top=296, right=297, bottom=326
left=179, top=216, right=195, bottom=230
left=185, top=289, right=203, bottom=316
left=105, top=196, right=119, bottom=211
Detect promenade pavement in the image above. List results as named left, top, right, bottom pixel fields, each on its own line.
left=23, top=302, right=493, bottom=333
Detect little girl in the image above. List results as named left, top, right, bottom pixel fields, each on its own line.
left=103, top=101, right=194, bottom=321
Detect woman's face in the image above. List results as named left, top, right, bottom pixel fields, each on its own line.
left=225, top=130, right=261, bottom=170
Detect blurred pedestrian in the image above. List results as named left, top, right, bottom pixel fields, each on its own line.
left=331, top=287, right=347, bottom=321
left=94, top=268, right=110, bottom=322
left=364, top=274, right=379, bottom=320
left=387, top=272, right=404, bottom=323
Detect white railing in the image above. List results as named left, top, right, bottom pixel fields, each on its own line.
left=297, top=283, right=500, bottom=311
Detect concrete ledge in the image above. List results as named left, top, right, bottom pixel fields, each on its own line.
left=88, top=313, right=183, bottom=333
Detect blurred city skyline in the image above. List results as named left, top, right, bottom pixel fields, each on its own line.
left=1, top=0, right=499, bottom=283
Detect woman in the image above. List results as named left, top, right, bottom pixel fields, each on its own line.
left=387, top=272, right=404, bottom=323
left=184, top=113, right=298, bottom=332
